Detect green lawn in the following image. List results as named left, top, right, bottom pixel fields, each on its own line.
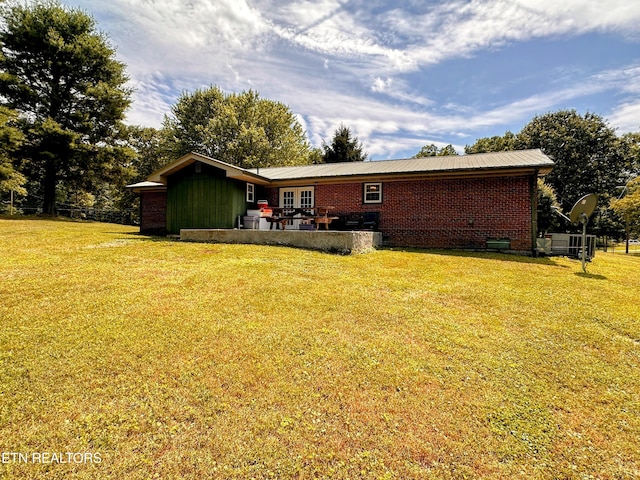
left=1, top=217, right=638, bottom=479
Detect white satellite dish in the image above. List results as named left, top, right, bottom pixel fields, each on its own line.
left=569, top=193, right=598, bottom=225
left=568, top=194, right=598, bottom=272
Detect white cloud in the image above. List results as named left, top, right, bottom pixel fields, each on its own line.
left=517, top=0, right=640, bottom=36
left=371, top=77, right=392, bottom=94
left=80, top=0, right=271, bottom=83
left=125, top=73, right=185, bottom=128
left=370, top=77, right=434, bottom=108
left=67, top=0, right=640, bottom=158
left=115, top=0, right=268, bottom=50
left=377, top=0, right=640, bottom=73
left=609, top=102, right=640, bottom=134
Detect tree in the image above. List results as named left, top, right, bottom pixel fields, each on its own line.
left=517, top=110, right=624, bottom=213
left=113, top=125, right=170, bottom=218
left=466, top=111, right=626, bottom=213
left=464, top=131, right=519, bottom=154
left=322, top=124, right=368, bottom=163
left=601, top=132, right=640, bottom=243
left=413, top=143, right=458, bottom=158
left=0, top=106, right=26, bottom=196
left=536, top=179, right=560, bottom=235
left=309, top=147, right=324, bottom=164
left=610, top=177, right=640, bottom=245
left=0, top=1, right=132, bottom=214
left=617, top=132, right=640, bottom=179
left=163, top=86, right=312, bottom=168
left=162, top=87, right=225, bottom=160
left=465, top=111, right=631, bottom=237
left=125, top=125, right=171, bottom=180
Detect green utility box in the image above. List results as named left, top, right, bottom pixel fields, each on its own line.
left=487, top=238, right=511, bottom=250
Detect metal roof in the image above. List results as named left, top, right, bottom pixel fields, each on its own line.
left=128, top=149, right=554, bottom=190
left=252, top=149, right=553, bottom=181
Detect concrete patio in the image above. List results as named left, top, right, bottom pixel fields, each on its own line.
left=179, top=229, right=383, bottom=254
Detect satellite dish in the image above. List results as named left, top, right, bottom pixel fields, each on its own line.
left=569, top=193, right=598, bottom=224
left=567, top=193, right=598, bottom=273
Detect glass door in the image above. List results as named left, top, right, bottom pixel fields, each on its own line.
left=279, top=187, right=315, bottom=229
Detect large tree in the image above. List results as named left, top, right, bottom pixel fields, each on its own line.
left=617, top=132, right=640, bottom=179
left=163, top=86, right=312, bottom=168
left=413, top=143, right=458, bottom=157
left=466, top=111, right=626, bottom=213
left=610, top=177, right=640, bottom=245
left=125, top=125, right=171, bottom=181
left=0, top=1, right=132, bottom=214
left=536, top=179, right=560, bottom=235
left=0, top=106, right=26, bottom=197
left=464, top=131, right=519, bottom=154
left=517, top=110, right=625, bottom=213
left=322, top=124, right=368, bottom=163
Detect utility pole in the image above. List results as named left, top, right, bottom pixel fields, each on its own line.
left=625, top=212, right=629, bottom=255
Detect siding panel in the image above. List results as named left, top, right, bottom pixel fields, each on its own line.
left=167, top=162, right=247, bottom=234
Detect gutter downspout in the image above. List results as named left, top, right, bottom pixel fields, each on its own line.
left=531, top=170, right=539, bottom=255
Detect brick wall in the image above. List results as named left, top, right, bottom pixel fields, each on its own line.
left=140, top=191, right=167, bottom=235
left=268, top=175, right=534, bottom=251
left=263, top=188, right=279, bottom=208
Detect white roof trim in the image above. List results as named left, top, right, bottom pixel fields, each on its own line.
left=126, top=181, right=164, bottom=189
left=146, top=152, right=271, bottom=185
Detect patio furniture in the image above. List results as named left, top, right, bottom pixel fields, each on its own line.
left=265, top=206, right=338, bottom=230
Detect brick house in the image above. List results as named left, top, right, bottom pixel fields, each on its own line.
left=128, top=149, right=553, bottom=252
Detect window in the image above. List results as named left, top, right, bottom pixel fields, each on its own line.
left=364, top=183, right=382, bottom=203
left=300, top=189, right=313, bottom=209
left=282, top=189, right=295, bottom=209
left=246, top=183, right=255, bottom=202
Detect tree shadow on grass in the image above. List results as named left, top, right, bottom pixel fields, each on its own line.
left=381, top=247, right=569, bottom=267
left=105, top=231, right=178, bottom=243
left=574, top=272, right=608, bottom=280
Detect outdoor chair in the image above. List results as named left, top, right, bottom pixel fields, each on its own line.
left=362, top=212, right=380, bottom=231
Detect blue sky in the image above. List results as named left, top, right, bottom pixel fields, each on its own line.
left=67, top=0, right=640, bottom=160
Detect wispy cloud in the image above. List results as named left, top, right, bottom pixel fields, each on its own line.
left=609, top=102, right=640, bottom=133
left=69, top=0, right=640, bottom=157
left=370, top=77, right=434, bottom=108
left=116, top=0, right=269, bottom=50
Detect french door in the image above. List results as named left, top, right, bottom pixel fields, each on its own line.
left=279, top=187, right=314, bottom=210
left=279, top=187, right=314, bottom=228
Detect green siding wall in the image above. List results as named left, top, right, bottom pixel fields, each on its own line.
left=166, top=163, right=247, bottom=234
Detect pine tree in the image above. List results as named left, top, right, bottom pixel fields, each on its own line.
left=322, top=124, right=368, bottom=163
left=0, top=1, right=132, bottom=213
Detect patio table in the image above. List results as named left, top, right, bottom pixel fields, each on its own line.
left=266, top=207, right=337, bottom=230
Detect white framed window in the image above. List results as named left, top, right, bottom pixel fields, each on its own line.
left=246, top=183, right=255, bottom=202
left=282, top=189, right=295, bottom=209
left=300, top=189, right=313, bottom=209
left=364, top=182, right=382, bottom=204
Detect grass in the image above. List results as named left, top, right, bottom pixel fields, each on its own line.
left=0, top=216, right=638, bottom=479
left=607, top=242, right=640, bottom=255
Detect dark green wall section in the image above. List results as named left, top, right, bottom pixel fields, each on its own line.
left=166, top=162, right=247, bottom=234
